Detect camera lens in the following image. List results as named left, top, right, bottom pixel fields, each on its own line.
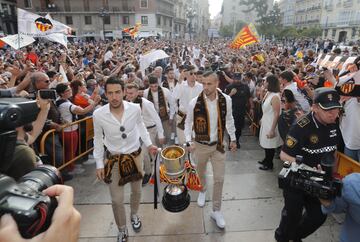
left=18, top=165, right=62, bottom=192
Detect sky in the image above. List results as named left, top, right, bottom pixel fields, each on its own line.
left=208, top=0, right=223, bottom=19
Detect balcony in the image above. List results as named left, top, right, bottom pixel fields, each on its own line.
left=306, top=5, right=321, bottom=12
left=157, top=7, right=175, bottom=17
left=324, top=4, right=333, bottom=11
left=343, top=0, right=353, bottom=8
left=35, top=5, right=135, bottom=13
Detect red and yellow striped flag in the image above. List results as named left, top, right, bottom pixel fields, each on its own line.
left=230, top=23, right=259, bottom=49
left=123, top=23, right=142, bottom=38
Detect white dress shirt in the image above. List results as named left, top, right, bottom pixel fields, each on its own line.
left=184, top=92, right=236, bottom=143
left=143, top=87, right=176, bottom=119
left=93, top=101, right=152, bottom=169
left=173, top=81, right=203, bottom=114
left=139, top=97, right=165, bottom=139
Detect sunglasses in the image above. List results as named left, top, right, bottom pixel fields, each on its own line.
left=120, top=126, right=127, bottom=139
left=189, top=72, right=195, bottom=75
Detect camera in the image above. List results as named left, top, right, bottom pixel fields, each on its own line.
left=278, top=155, right=342, bottom=200
left=0, top=165, right=62, bottom=238
left=39, top=89, right=57, bottom=100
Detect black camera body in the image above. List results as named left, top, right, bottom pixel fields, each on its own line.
left=0, top=165, right=61, bottom=238
left=278, top=156, right=342, bottom=200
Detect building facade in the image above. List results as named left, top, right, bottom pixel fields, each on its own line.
left=293, top=0, right=322, bottom=28
left=16, top=0, right=193, bottom=40
left=221, top=0, right=274, bottom=27
left=0, top=0, right=17, bottom=35
left=278, top=0, right=296, bottom=27
left=321, top=0, right=360, bottom=43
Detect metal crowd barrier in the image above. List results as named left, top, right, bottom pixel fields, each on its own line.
left=39, top=117, right=94, bottom=170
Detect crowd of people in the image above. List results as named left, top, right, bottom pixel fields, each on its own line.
left=0, top=36, right=359, bottom=242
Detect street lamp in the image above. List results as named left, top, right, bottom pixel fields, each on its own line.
left=186, top=7, right=196, bottom=40
left=47, top=3, right=56, bottom=12
left=99, top=8, right=109, bottom=40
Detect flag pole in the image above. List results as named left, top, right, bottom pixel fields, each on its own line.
left=17, top=8, right=20, bottom=50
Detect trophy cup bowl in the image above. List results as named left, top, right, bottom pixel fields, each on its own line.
left=160, top=145, right=190, bottom=212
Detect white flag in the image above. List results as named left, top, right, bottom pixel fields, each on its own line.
left=43, top=14, right=68, bottom=48
left=0, top=34, right=35, bottom=50
left=17, top=8, right=71, bottom=37
left=139, top=49, right=169, bottom=75
left=59, top=64, right=69, bottom=83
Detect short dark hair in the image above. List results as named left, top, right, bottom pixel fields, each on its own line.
left=56, top=83, right=69, bottom=95
left=266, top=75, right=280, bottom=93
left=105, top=77, right=124, bottom=92
left=148, top=75, right=158, bottom=85
left=279, top=71, right=294, bottom=82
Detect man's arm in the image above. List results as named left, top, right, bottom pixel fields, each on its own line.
left=184, top=98, right=196, bottom=142
left=225, top=96, right=236, bottom=141
left=93, top=111, right=105, bottom=169
left=144, top=99, right=165, bottom=139
left=136, top=106, right=152, bottom=147
left=27, top=97, right=50, bottom=145
left=165, top=88, right=176, bottom=119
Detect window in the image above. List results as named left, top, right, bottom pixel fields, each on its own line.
left=65, top=16, right=73, bottom=25
left=140, top=0, right=148, bottom=8
left=157, top=15, right=161, bottom=25
left=170, top=19, right=172, bottom=27
left=85, top=16, right=92, bottom=25
left=64, top=0, right=71, bottom=11
left=332, top=29, right=336, bottom=37
left=24, top=0, right=32, bottom=8
left=324, top=29, right=328, bottom=37
left=352, top=27, right=356, bottom=37
left=141, top=16, right=148, bottom=25
left=103, top=15, right=111, bottom=24
left=123, top=16, right=129, bottom=24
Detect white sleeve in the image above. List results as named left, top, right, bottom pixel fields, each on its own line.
left=225, top=95, right=236, bottom=141
left=165, top=88, right=176, bottom=119
left=184, top=98, right=196, bottom=143
left=136, top=106, right=152, bottom=147
left=144, top=99, right=165, bottom=139
left=93, top=111, right=105, bottom=169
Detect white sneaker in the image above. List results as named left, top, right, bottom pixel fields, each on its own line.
left=197, top=191, right=206, bottom=207
left=210, top=210, right=226, bottom=229
left=174, top=137, right=179, bottom=145
left=117, top=227, right=128, bottom=242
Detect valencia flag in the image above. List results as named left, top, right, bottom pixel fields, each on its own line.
left=230, top=23, right=259, bottom=49
left=123, top=23, right=141, bottom=38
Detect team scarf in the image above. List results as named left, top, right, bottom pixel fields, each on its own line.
left=193, top=90, right=227, bottom=153
left=147, top=87, right=169, bottom=121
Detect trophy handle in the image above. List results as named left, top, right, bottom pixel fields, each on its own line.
left=153, top=148, right=162, bottom=209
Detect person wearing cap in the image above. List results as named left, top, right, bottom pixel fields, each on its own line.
left=224, top=72, right=253, bottom=148
left=275, top=87, right=342, bottom=242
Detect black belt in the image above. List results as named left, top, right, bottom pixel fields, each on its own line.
left=196, top=141, right=217, bottom=146
left=106, top=147, right=142, bottom=159
left=177, top=110, right=186, bottom=118
left=147, top=124, right=156, bottom=129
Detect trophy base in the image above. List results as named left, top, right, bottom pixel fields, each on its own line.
left=162, top=184, right=190, bottom=213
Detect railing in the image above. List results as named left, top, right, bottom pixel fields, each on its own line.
left=39, top=117, right=94, bottom=170
left=336, top=152, right=360, bottom=178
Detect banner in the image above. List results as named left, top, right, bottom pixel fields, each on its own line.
left=0, top=34, right=35, bottom=50
left=18, top=8, right=71, bottom=37
left=230, top=23, right=259, bottom=49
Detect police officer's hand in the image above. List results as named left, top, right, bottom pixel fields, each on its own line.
left=229, top=88, right=237, bottom=96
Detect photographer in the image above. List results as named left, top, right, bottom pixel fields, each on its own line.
left=275, top=87, right=342, bottom=242
left=7, top=94, right=50, bottom=180
left=320, top=173, right=360, bottom=242
left=0, top=185, right=81, bottom=242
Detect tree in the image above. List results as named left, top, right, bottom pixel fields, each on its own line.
left=299, top=27, right=322, bottom=38
left=239, top=0, right=269, bottom=25
left=219, top=20, right=246, bottom=38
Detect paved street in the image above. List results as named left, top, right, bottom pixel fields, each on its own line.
left=67, top=132, right=341, bottom=242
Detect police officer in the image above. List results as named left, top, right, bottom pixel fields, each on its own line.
left=275, top=87, right=342, bottom=242
left=224, top=73, right=253, bottom=148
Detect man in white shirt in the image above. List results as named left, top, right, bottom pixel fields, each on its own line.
left=143, top=75, right=175, bottom=144
left=125, top=82, right=165, bottom=185
left=173, top=65, right=203, bottom=145
left=93, top=77, right=157, bottom=242
left=185, top=71, right=237, bottom=229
